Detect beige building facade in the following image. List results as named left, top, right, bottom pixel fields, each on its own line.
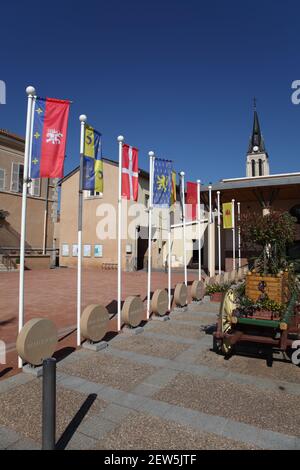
left=59, top=158, right=207, bottom=272
left=0, top=129, right=58, bottom=268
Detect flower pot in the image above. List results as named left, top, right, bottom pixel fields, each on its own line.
left=252, top=309, right=280, bottom=321
left=210, top=292, right=224, bottom=302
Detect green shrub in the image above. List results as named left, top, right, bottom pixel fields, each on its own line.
left=205, top=283, right=231, bottom=295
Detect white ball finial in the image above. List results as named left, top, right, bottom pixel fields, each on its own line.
left=26, top=86, right=36, bottom=96
left=148, top=151, right=155, bottom=157
left=117, top=135, right=124, bottom=142
left=197, top=179, right=201, bottom=184
left=208, top=184, right=212, bottom=189
left=79, top=114, right=87, bottom=122
left=180, top=171, right=185, bottom=177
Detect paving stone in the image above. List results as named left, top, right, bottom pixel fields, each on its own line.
left=0, top=425, right=21, bottom=449
left=96, top=411, right=256, bottom=450
left=79, top=417, right=116, bottom=440
left=0, top=380, right=106, bottom=443
left=6, top=437, right=40, bottom=450
left=97, top=403, right=132, bottom=424
left=60, top=351, right=158, bottom=392
left=132, top=383, right=161, bottom=397
left=65, top=431, right=98, bottom=450
left=110, top=334, right=189, bottom=359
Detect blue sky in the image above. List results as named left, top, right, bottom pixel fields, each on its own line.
left=1, top=0, right=300, bottom=185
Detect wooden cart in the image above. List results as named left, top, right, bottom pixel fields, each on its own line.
left=213, top=288, right=300, bottom=357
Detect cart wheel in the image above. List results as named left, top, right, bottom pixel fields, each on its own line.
left=213, top=335, right=223, bottom=354
left=220, top=288, right=237, bottom=355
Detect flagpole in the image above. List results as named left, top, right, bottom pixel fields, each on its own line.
left=217, top=191, right=221, bottom=275
left=117, top=135, right=124, bottom=331
left=197, top=179, right=201, bottom=282
left=18, top=86, right=36, bottom=368
left=180, top=171, right=187, bottom=286
left=237, top=201, right=241, bottom=269
left=77, top=114, right=87, bottom=347
left=168, top=209, right=172, bottom=310
left=232, top=198, right=236, bottom=271
left=208, top=184, right=212, bottom=277
left=147, top=151, right=155, bottom=319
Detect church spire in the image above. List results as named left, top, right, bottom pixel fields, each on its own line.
left=246, top=99, right=270, bottom=177
left=248, top=98, right=266, bottom=153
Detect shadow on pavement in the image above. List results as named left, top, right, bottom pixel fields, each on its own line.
left=56, top=393, right=97, bottom=450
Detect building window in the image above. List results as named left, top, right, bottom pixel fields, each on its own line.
left=11, top=162, right=24, bottom=192
left=251, top=159, right=255, bottom=177
left=29, top=179, right=41, bottom=197
left=258, top=159, right=263, bottom=176
left=84, top=190, right=102, bottom=198
left=0, top=168, right=5, bottom=190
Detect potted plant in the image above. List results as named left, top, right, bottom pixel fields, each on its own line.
left=205, top=283, right=230, bottom=302
left=15, top=257, right=20, bottom=270
left=240, top=210, right=296, bottom=304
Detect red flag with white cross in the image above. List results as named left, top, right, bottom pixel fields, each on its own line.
left=122, top=144, right=138, bottom=201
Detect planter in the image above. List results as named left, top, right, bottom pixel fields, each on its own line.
left=246, top=272, right=289, bottom=304
left=251, top=309, right=281, bottom=321
left=210, top=292, right=224, bottom=302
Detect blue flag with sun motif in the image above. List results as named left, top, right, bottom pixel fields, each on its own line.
left=153, top=158, right=172, bottom=207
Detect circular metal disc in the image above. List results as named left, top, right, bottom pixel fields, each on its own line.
left=80, top=304, right=109, bottom=342
left=174, top=283, right=188, bottom=307
left=16, top=318, right=58, bottom=366
left=151, top=289, right=168, bottom=316
left=122, top=296, right=144, bottom=327
left=191, top=280, right=205, bottom=300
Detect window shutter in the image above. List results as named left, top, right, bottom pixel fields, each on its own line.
left=0, top=169, right=5, bottom=190
left=11, top=162, right=19, bottom=192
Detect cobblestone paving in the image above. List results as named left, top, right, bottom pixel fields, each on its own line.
left=0, top=300, right=299, bottom=450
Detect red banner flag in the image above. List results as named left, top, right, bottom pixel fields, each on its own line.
left=122, top=144, right=138, bottom=201
left=186, top=181, right=198, bottom=221
left=31, top=98, right=70, bottom=178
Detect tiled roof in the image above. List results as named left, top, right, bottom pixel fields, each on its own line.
left=0, top=129, right=25, bottom=143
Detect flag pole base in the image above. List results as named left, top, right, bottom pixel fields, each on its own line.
left=23, top=363, right=43, bottom=377
left=82, top=340, right=108, bottom=352
left=151, top=314, right=170, bottom=322
left=122, top=326, right=144, bottom=336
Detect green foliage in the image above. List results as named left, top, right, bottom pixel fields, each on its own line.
left=205, top=283, right=231, bottom=295
left=234, top=288, right=285, bottom=318
left=240, top=210, right=296, bottom=275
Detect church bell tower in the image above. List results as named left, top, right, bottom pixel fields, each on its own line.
left=246, top=100, right=270, bottom=177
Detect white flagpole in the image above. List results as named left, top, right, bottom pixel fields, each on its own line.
left=117, top=135, right=124, bottom=331
left=232, top=198, right=236, bottom=271
left=168, top=211, right=172, bottom=311
left=237, top=201, right=241, bottom=269
left=147, top=151, right=155, bottom=319
left=180, top=171, right=187, bottom=286
left=217, top=191, right=221, bottom=275
left=18, top=86, right=36, bottom=368
left=208, top=184, right=212, bottom=277
left=77, top=114, right=87, bottom=347
left=197, top=179, right=201, bottom=281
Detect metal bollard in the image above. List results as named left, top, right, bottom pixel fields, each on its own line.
left=42, top=357, right=56, bottom=450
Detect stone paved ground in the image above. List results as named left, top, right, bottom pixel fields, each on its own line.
left=0, top=300, right=299, bottom=450
left=0, top=268, right=197, bottom=377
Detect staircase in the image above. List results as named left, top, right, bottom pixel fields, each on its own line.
left=0, top=255, right=18, bottom=272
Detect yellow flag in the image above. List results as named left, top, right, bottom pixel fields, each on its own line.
left=222, top=202, right=233, bottom=229
left=170, top=171, right=177, bottom=206
left=84, top=125, right=96, bottom=158
left=94, top=159, right=103, bottom=193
